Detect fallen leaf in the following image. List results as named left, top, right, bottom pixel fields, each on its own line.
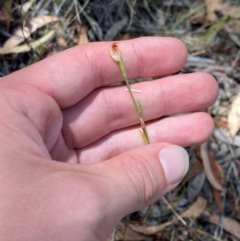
left=213, top=189, right=223, bottom=212
left=3, top=15, right=59, bottom=50
left=0, top=30, right=55, bottom=54
left=228, top=92, right=240, bottom=138
left=77, top=25, right=89, bottom=45
left=129, top=196, right=207, bottom=235
left=182, top=159, right=203, bottom=184
left=209, top=151, right=226, bottom=187
left=209, top=152, right=226, bottom=212
left=57, top=37, right=67, bottom=47
left=200, top=142, right=224, bottom=191
left=205, top=0, right=223, bottom=22
left=205, top=214, right=240, bottom=239
left=20, top=0, right=36, bottom=16
left=200, top=142, right=225, bottom=211
left=215, top=118, right=228, bottom=129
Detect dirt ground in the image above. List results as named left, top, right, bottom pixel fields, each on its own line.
left=1, top=0, right=240, bottom=240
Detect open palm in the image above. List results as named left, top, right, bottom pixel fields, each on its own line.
left=0, top=37, right=218, bottom=241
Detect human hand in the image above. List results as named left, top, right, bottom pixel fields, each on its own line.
left=0, top=37, right=218, bottom=241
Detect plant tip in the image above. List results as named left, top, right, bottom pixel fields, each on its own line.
left=109, top=42, right=121, bottom=62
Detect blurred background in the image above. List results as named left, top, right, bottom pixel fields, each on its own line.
left=1, top=1, right=240, bottom=240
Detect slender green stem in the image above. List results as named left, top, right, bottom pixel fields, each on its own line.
left=142, top=204, right=152, bottom=222
left=109, top=43, right=152, bottom=225
left=118, top=61, right=139, bottom=116
left=118, top=58, right=150, bottom=145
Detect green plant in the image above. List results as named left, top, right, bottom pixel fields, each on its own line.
left=109, top=42, right=152, bottom=226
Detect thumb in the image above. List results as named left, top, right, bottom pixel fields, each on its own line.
left=96, top=143, right=189, bottom=220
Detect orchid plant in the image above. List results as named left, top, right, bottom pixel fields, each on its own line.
left=109, top=42, right=151, bottom=226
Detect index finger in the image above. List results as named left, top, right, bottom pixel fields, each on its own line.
left=4, top=37, right=188, bottom=108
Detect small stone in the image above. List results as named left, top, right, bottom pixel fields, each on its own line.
left=178, top=197, right=188, bottom=207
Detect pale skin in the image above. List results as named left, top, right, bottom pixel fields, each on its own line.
left=0, top=37, right=218, bottom=241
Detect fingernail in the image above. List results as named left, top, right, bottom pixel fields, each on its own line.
left=159, top=145, right=189, bottom=185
